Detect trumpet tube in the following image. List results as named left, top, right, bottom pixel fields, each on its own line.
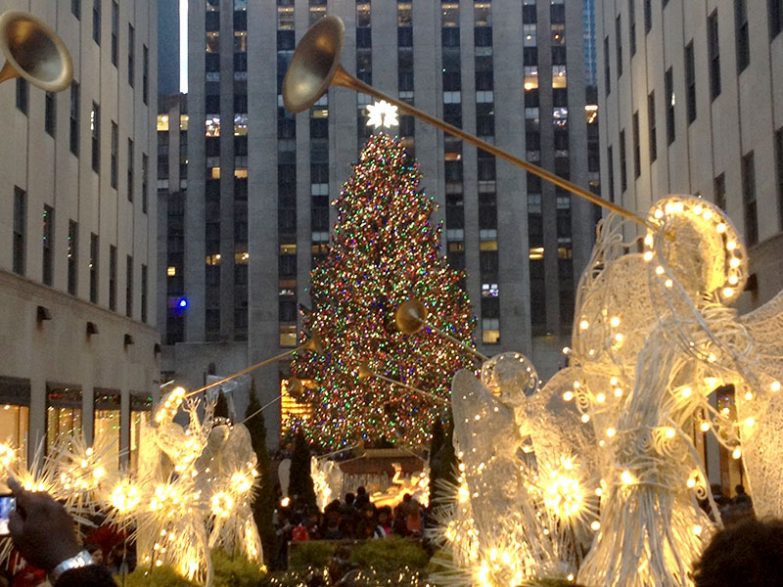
left=283, top=16, right=651, bottom=229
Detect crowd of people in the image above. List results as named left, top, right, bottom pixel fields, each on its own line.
left=272, top=486, right=425, bottom=570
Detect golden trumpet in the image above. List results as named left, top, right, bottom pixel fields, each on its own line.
left=283, top=15, right=650, bottom=228
left=395, top=299, right=428, bottom=335
left=0, top=11, right=73, bottom=92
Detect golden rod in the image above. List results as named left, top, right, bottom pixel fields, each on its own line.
left=283, top=16, right=653, bottom=230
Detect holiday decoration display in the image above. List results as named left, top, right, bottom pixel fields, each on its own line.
left=0, top=387, right=265, bottom=587
left=291, top=133, right=476, bottom=449
left=432, top=194, right=783, bottom=587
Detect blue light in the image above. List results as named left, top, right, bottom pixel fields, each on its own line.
left=178, top=297, right=189, bottom=309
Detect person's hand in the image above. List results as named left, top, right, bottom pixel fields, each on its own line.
left=7, top=478, right=82, bottom=572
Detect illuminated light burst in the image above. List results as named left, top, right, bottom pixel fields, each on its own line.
left=537, top=457, right=589, bottom=524
left=366, top=100, right=399, bottom=129
left=291, top=134, right=476, bottom=449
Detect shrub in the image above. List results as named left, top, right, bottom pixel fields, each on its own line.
left=121, top=566, right=200, bottom=587
left=212, top=550, right=267, bottom=587
left=350, top=537, right=430, bottom=573
left=287, top=540, right=337, bottom=570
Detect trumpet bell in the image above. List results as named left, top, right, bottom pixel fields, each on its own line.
left=282, top=15, right=344, bottom=113
left=0, top=11, right=73, bottom=92
left=395, top=299, right=427, bottom=335
left=302, top=333, right=324, bottom=354
left=357, top=363, right=373, bottom=381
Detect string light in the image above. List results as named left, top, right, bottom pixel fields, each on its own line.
left=289, top=135, right=475, bottom=448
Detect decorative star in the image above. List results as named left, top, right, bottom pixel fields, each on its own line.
left=366, top=100, right=399, bottom=129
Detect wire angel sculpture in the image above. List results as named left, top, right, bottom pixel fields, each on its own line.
left=438, top=194, right=783, bottom=587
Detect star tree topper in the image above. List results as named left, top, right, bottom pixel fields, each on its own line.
left=366, top=100, right=399, bottom=129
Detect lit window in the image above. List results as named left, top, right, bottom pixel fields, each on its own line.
left=234, top=113, right=248, bottom=135
left=205, top=115, right=221, bottom=137
left=156, top=114, right=170, bottom=131
left=277, top=5, right=294, bottom=30
left=552, top=65, right=568, bottom=88
left=585, top=104, right=598, bottom=124
left=280, top=244, right=297, bottom=254
left=206, top=31, right=220, bottom=53
left=234, top=168, right=248, bottom=178
left=129, top=393, right=152, bottom=472
left=210, top=167, right=221, bottom=179
left=179, top=114, right=189, bottom=130
left=553, top=107, right=569, bottom=126
left=482, top=283, right=499, bottom=298
left=234, top=31, right=247, bottom=52
left=442, top=3, right=459, bottom=27
left=46, top=386, right=82, bottom=453
left=0, top=403, right=28, bottom=465
left=279, top=325, right=297, bottom=347
left=206, top=254, right=221, bottom=265
left=529, top=247, right=544, bottom=260
left=480, top=240, right=498, bottom=251
left=94, top=390, right=121, bottom=470
left=482, top=318, right=500, bottom=344
left=235, top=250, right=250, bottom=264
left=523, top=66, right=539, bottom=90
left=167, top=266, right=177, bottom=276
left=523, top=24, right=536, bottom=47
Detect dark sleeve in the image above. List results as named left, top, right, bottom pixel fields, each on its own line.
left=56, top=565, right=117, bottom=587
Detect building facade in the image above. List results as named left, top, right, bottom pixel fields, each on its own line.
left=596, top=0, right=783, bottom=493
left=0, top=0, right=158, bottom=467
left=159, top=0, right=601, bottom=442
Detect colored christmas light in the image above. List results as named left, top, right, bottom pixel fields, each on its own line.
left=291, top=134, right=476, bottom=449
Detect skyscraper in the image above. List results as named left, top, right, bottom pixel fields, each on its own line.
left=159, top=0, right=600, bottom=442
left=596, top=0, right=783, bottom=493
left=0, top=1, right=158, bottom=466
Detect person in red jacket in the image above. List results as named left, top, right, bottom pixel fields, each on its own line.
left=6, top=478, right=115, bottom=587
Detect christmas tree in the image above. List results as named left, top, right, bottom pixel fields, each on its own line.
left=291, top=134, right=475, bottom=449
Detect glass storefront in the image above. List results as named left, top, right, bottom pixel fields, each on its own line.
left=130, top=392, right=153, bottom=471
left=94, top=389, right=121, bottom=470
left=46, top=385, right=82, bottom=453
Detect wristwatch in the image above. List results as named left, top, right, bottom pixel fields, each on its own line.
left=48, top=550, right=95, bottom=585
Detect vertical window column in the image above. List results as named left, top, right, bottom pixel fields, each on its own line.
left=68, top=221, right=78, bottom=296
left=13, top=187, right=26, bottom=276
left=310, top=96, right=330, bottom=268
left=398, top=1, right=414, bottom=156
left=278, top=0, right=297, bottom=348
left=42, top=205, right=54, bottom=286
left=475, top=0, right=499, bottom=345
left=443, top=1, right=464, bottom=280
